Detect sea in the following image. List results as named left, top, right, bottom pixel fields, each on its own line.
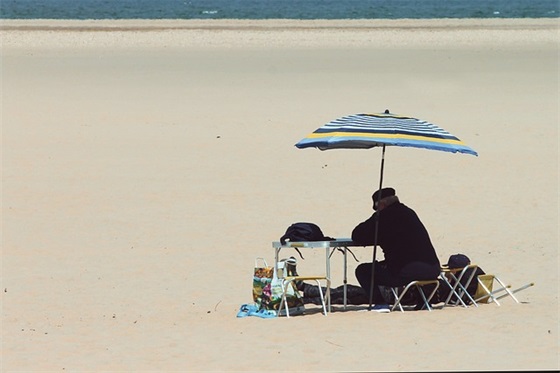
left=1, top=0, right=558, bottom=20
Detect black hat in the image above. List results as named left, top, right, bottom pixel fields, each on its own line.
left=372, top=187, right=396, bottom=208
left=446, top=254, right=471, bottom=269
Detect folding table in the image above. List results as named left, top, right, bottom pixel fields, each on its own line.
left=272, top=238, right=362, bottom=311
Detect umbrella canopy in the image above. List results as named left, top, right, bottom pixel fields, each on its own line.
left=295, top=111, right=478, bottom=156
left=295, top=110, right=478, bottom=310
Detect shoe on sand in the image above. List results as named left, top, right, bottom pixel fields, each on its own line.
left=370, top=304, right=391, bottom=313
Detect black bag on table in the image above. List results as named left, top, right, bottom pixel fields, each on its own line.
left=280, top=222, right=333, bottom=244
left=279, top=222, right=334, bottom=259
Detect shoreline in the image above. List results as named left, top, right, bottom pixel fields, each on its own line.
left=1, top=17, right=558, bottom=31
left=2, top=18, right=557, bottom=50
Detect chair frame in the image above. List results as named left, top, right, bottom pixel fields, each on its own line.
left=390, top=280, right=440, bottom=312
left=439, top=264, right=480, bottom=308
left=278, top=276, right=330, bottom=317
left=473, top=274, right=534, bottom=306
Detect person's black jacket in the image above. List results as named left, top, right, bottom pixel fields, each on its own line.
left=351, top=202, right=440, bottom=274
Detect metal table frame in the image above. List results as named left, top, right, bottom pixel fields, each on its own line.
left=272, top=238, right=361, bottom=310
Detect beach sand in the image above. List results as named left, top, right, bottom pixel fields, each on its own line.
left=1, top=19, right=558, bottom=371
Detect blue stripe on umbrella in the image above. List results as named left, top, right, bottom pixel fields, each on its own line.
left=295, top=113, right=478, bottom=156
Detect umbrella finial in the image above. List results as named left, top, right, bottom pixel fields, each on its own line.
left=384, top=109, right=390, bottom=114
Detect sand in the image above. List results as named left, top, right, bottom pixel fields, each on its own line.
left=1, top=18, right=558, bottom=371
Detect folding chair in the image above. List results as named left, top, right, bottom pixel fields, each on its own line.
left=390, top=279, right=440, bottom=312
left=473, top=274, right=535, bottom=306
left=439, top=264, right=480, bottom=308
left=276, top=257, right=330, bottom=318
left=279, top=276, right=330, bottom=317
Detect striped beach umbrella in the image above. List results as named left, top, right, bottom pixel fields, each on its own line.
left=295, top=110, right=478, bottom=310
left=296, top=111, right=478, bottom=156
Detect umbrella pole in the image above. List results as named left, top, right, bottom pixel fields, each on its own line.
left=368, top=144, right=386, bottom=310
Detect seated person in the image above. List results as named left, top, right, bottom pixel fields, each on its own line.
left=352, top=187, right=441, bottom=305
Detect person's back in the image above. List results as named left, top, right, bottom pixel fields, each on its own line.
left=352, top=196, right=440, bottom=274
left=374, top=201, right=439, bottom=272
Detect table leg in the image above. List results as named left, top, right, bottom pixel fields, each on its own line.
left=275, top=248, right=280, bottom=272
left=325, top=245, right=331, bottom=312
left=343, top=246, right=348, bottom=310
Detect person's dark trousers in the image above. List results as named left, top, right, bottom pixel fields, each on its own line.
left=355, top=261, right=399, bottom=303
left=355, top=261, right=440, bottom=304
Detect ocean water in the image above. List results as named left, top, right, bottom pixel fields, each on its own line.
left=1, top=0, right=558, bottom=20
